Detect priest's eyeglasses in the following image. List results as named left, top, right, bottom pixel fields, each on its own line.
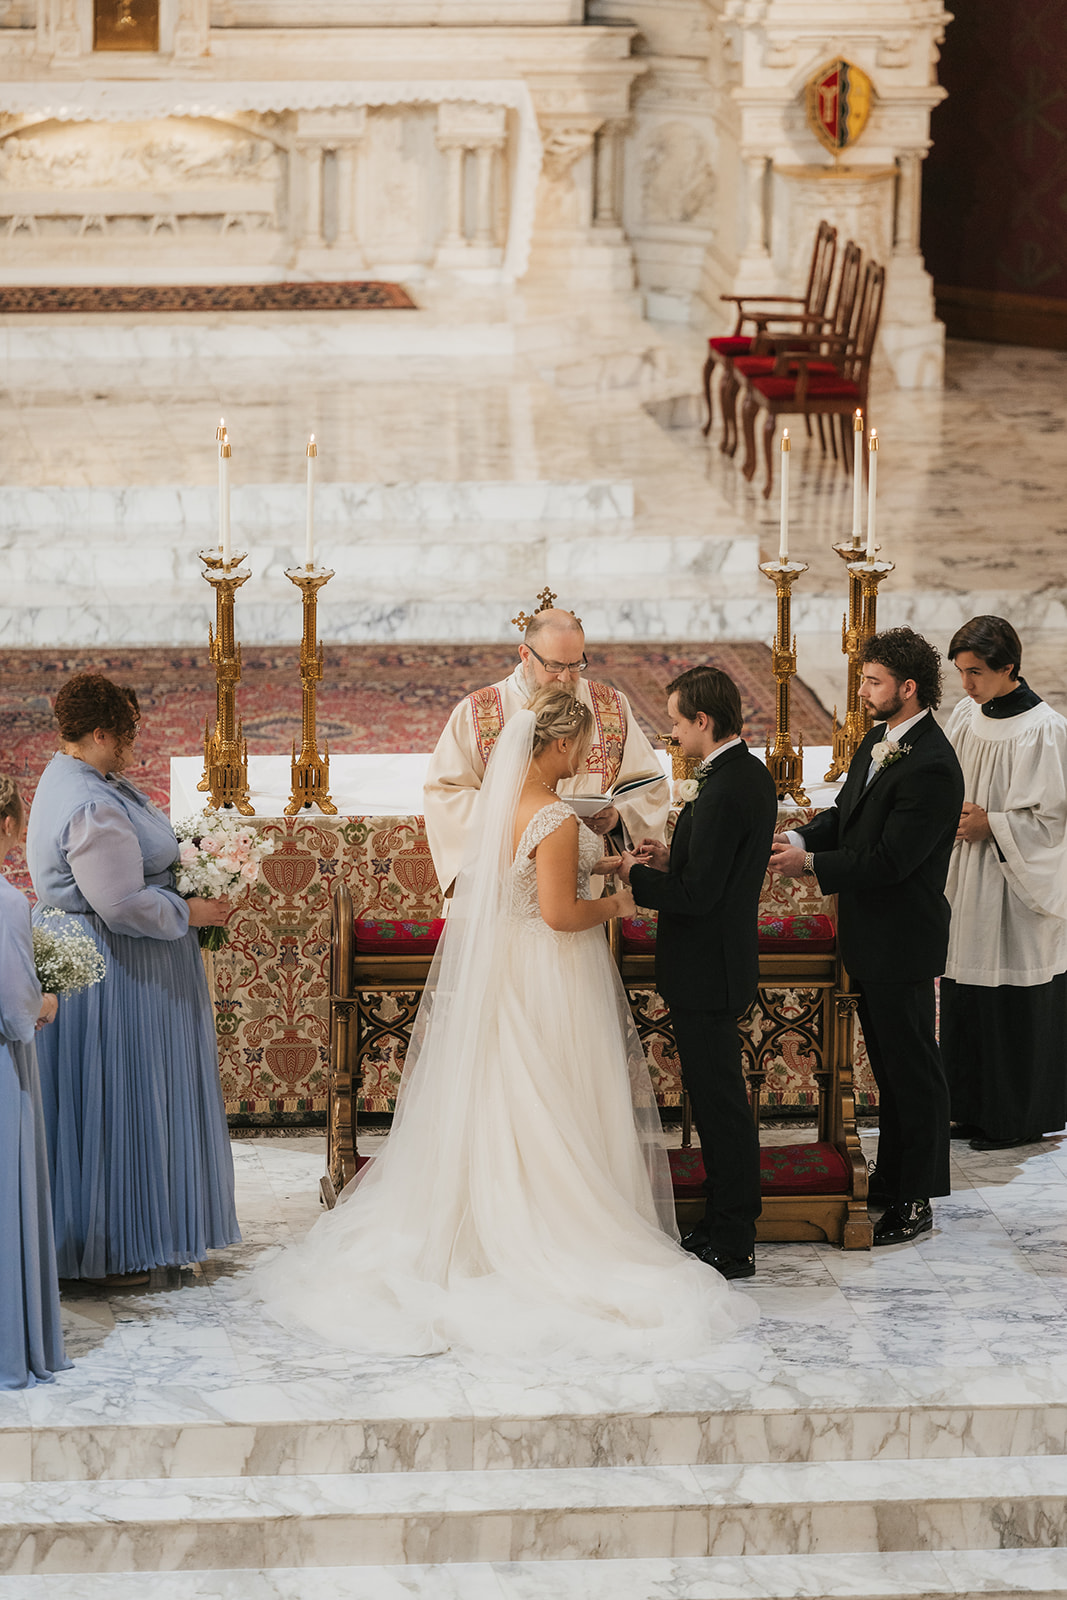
left=526, top=645, right=589, bottom=677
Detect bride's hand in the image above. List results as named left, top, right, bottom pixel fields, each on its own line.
left=614, top=883, right=636, bottom=919
left=594, top=854, right=621, bottom=877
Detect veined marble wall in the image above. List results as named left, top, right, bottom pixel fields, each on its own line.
left=0, top=1, right=949, bottom=385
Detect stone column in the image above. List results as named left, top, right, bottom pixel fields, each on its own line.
left=473, top=140, right=502, bottom=248
left=594, top=121, right=625, bottom=229
left=743, top=153, right=770, bottom=259
left=440, top=143, right=467, bottom=248
left=894, top=150, right=924, bottom=256
left=435, top=103, right=507, bottom=269
left=296, top=142, right=325, bottom=252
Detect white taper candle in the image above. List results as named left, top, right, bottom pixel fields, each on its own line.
left=851, top=409, right=863, bottom=546
left=305, top=435, right=317, bottom=569
left=216, top=419, right=226, bottom=552
left=779, top=429, right=790, bottom=563
left=220, top=434, right=232, bottom=567
left=866, top=428, right=878, bottom=560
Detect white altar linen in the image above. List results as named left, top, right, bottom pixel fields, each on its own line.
left=170, top=748, right=840, bottom=824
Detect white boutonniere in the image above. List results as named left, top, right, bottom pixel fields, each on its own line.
left=871, top=739, right=910, bottom=772
left=675, top=778, right=700, bottom=804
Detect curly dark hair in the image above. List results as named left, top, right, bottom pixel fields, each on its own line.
left=948, top=615, right=1021, bottom=680
left=54, top=674, right=141, bottom=746
left=862, top=628, right=944, bottom=710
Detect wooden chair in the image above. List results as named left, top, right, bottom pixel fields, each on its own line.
left=701, top=220, right=837, bottom=440
left=719, top=240, right=863, bottom=461
left=739, top=259, right=886, bottom=498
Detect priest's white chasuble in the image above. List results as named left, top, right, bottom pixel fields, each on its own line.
left=424, top=663, right=670, bottom=894
left=944, top=696, right=1067, bottom=988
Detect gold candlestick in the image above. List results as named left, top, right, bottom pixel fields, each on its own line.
left=850, top=556, right=895, bottom=642
left=284, top=564, right=337, bottom=816
left=759, top=558, right=810, bottom=805
left=824, top=538, right=873, bottom=780
left=198, top=551, right=255, bottom=815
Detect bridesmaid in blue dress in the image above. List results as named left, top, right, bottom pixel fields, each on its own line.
left=27, top=675, right=240, bottom=1284
left=0, top=777, right=70, bottom=1387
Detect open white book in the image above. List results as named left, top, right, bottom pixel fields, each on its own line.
left=561, top=771, right=669, bottom=819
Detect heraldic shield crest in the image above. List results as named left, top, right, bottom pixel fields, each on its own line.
left=805, top=59, right=873, bottom=155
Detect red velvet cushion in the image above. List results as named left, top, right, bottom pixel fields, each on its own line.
left=757, top=913, right=835, bottom=953
left=354, top=918, right=445, bottom=952
left=708, top=335, right=753, bottom=357
left=670, top=1140, right=852, bottom=1198
left=750, top=375, right=861, bottom=402
left=733, top=356, right=840, bottom=378
left=621, top=912, right=834, bottom=954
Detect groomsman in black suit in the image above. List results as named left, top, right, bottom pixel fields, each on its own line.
left=616, top=666, right=778, bottom=1280
left=770, top=627, right=965, bottom=1245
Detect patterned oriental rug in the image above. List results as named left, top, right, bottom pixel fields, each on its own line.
left=0, top=639, right=832, bottom=884
left=0, top=282, right=416, bottom=314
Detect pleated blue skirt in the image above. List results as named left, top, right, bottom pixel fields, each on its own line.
left=0, top=1039, right=71, bottom=1388
left=33, top=913, right=240, bottom=1279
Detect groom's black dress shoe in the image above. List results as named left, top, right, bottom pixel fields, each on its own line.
left=681, top=1227, right=711, bottom=1256
left=872, top=1200, right=933, bottom=1246
left=696, top=1247, right=756, bottom=1281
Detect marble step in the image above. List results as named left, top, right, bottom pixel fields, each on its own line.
left=4, top=1456, right=1067, bottom=1573
left=1, top=1549, right=1067, bottom=1599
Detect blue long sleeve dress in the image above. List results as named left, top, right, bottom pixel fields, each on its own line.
left=27, top=754, right=240, bottom=1280
left=0, top=874, right=70, bottom=1387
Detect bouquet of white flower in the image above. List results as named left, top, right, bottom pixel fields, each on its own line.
left=32, top=908, right=107, bottom=996
left=172, top=810, right=275, bottom=950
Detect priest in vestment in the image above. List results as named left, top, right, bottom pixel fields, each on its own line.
left=424, top=605, right=670, bottom=895
left=942, top=617, right=1067, bottom=1151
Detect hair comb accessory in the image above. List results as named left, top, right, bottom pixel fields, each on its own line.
left=511, top=588, right=583, bottom=632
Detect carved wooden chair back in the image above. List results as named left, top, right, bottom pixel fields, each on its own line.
left=804, top=218, right=840, bottom=324
left=843, top=259, right=886, bottom=385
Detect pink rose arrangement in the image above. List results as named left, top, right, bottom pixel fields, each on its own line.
left=172, top=810, right=275, bottom=950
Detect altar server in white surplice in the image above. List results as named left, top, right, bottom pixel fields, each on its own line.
left=423, top=597, right=669, bottom=895
left=942, top=617, right=1067, bottom=1152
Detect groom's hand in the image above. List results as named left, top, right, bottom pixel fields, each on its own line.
left=636, top=836, right=669, bottom=873
left=769, top=835, right=806, bottom=877
left=615, top=849, right=638, bottom=885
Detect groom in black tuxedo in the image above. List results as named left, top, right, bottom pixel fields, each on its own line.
left=618, top=666, right=777, bottom=1280
left=770, top=627, right=965, bottom=1246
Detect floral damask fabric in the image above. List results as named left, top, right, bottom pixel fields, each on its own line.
left=209, top=808, right=875, bottom=1121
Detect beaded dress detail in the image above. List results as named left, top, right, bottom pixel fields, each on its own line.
left=509, top=801, right=598, bottom=924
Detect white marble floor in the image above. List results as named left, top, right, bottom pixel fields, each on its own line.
left=4, top=1131, right=1067, bottom=1595
left=1, top=296, right=1065, bottom=694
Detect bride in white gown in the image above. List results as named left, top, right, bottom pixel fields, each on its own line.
left=254, top=687, right=757, bottom=1361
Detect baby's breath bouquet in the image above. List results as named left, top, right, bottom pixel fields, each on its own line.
left=172, top=810, right=275, bottom=951
left=33, top=909, right=107, bottom=996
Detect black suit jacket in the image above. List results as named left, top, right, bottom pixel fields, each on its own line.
left=630, top=742, right=778, bottom=1014
left=796, top=713, right=964, bottom=983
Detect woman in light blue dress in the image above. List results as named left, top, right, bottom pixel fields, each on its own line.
left=0, top=777, right=70, bottom=1387
left=27, top=675, right=240, bottom=1284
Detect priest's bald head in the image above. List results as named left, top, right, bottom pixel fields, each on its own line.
left=518, top=609, right=587, bottom=688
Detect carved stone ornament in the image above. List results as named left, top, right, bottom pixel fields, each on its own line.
left=804, top=59, right=874, bottom=156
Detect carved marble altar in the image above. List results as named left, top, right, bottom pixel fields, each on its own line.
left=0, top=2, right=950, bottom=385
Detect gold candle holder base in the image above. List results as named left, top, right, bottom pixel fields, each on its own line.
left=849, top=557, right=895, bottom=639
left=759, top=558, right=810, bottom=806
left=825, top=539, right=874, bottom=781
left=285, top=564, right=337, bottom=817
left=198, top=552, right=255, bottom=816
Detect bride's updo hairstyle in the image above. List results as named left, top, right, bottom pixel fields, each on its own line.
left=0, top=774, right=24, bottom=829
left=526, top=685, right=594, bottom=764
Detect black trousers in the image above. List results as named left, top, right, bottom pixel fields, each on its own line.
left=670, top=1006, right=761, bottom=1257
left=856, top=977, right=951, bottom=1201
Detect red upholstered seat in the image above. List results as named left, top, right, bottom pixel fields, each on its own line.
left=670, top=1140, right=852, bottom=1198
left=354, top=918, right=445, bottom=952
left=707, top=335, right=753, bottom=357
left=732, top=355, right=840, bottom=379
left=750, top=374, right=861, bottom=402
left=621, top=912, right=835, bottom=955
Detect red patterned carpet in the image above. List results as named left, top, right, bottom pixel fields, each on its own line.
left=0, top=642, right=831, bottom=889
left=0, top=282, right=416, bottom=314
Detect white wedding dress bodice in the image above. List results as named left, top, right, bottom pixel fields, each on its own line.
left=253, top=800, right=756, bottom=1363
left=508, top=800, right=598, bottom=922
